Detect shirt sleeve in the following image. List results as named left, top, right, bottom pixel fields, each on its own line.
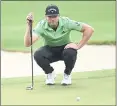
left=67, top=18, right=84, bottom=31
left=32, top=21, right=43, bottom=36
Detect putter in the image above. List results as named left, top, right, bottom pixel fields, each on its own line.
left=26, top=20, right=34, bottom=90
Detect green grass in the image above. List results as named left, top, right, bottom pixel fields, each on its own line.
left=1, top=69, right=115, bottom=105
left=1, top=1, right=115, bottom=52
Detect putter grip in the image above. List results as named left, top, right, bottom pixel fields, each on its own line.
left=29, top=20, right=32, bottom=37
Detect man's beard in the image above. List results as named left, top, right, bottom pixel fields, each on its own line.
left=49, top=22, right=58, bottom=28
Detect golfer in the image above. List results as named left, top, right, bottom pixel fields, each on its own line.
left=24, top=4, right=94, bottom=85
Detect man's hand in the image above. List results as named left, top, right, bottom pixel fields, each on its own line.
left=64, top=43, right=78, bottom=50
left=26, top=12, right=34, bottom=26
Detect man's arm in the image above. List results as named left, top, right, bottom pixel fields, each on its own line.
left=24, top=23, right=39, bottom=47
left=64, top=18, right=94, bottom=50
left=24, top=12, right=39, bottom=47
left=76, top=23, right=94, bottom=50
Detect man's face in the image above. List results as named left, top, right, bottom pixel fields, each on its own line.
left=46, top=15, right=59, bottom=28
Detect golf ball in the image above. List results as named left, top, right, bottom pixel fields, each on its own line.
left=76, top=97, right=80, bottom=101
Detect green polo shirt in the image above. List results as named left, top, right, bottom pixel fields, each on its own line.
left=33, top=16, right=83, bottom=47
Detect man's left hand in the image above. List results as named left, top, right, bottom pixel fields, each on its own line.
left=64, top=43, right=78, bottom=50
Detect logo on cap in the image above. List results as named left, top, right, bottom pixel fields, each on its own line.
left=48, top=8, right=57, bottom=13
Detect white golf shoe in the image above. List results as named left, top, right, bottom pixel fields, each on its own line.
left=45, top=73, right=55, bottom=85
left=61, top=73, right=72, bottom=85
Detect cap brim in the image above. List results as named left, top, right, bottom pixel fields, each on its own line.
left=45, top=14, right=59, bottom=17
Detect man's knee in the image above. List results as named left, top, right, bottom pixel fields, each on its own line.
left=63, top=48, right=77, bottom=58
left=34, top=50, right=44, bottom=62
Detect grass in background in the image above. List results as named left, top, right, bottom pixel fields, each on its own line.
left=1, top=69, right=115, bottom=105
left=1, top=1, right=115, bottom=52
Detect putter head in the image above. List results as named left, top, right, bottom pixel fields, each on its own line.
left=26, top=86, right=33, bottom=90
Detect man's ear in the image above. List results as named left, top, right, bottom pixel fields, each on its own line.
left=45, top=16, right=48, bottom=20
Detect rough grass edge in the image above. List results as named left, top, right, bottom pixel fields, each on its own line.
left=87, top=41, right=116, bottom=45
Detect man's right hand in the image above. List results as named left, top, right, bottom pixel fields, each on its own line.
left=26, top=12, right=34, bottom=26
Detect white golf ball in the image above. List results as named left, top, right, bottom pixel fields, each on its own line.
left=76, top=97, right=80, bottom=101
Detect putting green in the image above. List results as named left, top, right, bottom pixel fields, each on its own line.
left=1, top=69, right=115, bottom=105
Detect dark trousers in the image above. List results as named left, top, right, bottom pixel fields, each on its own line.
left=34, top=44, right=77, bottom=75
